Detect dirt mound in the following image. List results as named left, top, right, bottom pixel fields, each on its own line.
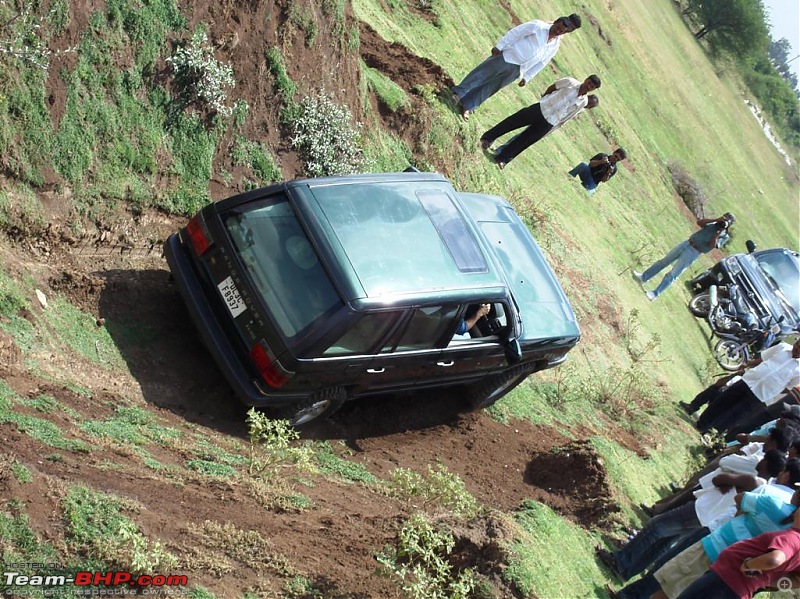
left=525, top=440, right=620, bottom=528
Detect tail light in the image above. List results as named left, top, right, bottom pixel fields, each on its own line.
left=249, top=341, right=293, bottom=388
left=186, top=214, right=212, bottom=256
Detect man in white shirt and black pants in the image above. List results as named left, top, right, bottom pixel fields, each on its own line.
left=480, top=75, right=600, bottom=168
left=451, top=14, right=581, bottom=121
left=697, top=339, right=800, bottom=439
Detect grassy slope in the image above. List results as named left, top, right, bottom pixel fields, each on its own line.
left=354, top=0, right=798, bottom=595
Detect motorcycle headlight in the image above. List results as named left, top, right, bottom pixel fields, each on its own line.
left=724, top=257, right=742, bottom=277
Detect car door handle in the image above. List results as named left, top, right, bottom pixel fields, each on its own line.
left=366, top=368, right=385, bottom=374
left=436, top=361, right=454, bottom=367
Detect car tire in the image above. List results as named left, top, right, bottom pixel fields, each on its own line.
left=688, top=292, right=711, bottom=317
left=465, top=362, right=539, bottom=411
left=276, top=387, right=347, bottom=427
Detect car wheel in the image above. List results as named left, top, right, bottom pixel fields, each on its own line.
left=465, top=362, right=539, bottom=411
left=277, top=387, right=347, bottom=427
left=688, top=292, right=711, bottom=317
left=714, top=339, right=748, bottom=372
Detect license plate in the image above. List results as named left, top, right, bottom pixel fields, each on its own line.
left=217, top=276, right=247, bottom=318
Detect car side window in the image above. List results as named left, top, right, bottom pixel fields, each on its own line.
left=386, top=305, right=460, bottom=352
left=323, top=312, right=400, bottom=356
left=450, top=301, right=511, bottom=344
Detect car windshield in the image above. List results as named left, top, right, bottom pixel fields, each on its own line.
left=224, top=197, right=341, bottom=340
left=756, top=251, right=799, bottom=313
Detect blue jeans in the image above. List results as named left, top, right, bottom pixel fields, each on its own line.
left=676, top=570, right=738, bottom=599
left=613, top=502, right=702, bottom=580
left=452, top=53, right=520, bottom=111
left=641, top=240, right=701, bottom=298
left=569, top=162, right=597, bottom=194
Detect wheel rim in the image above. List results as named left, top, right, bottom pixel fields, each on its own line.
left=714, top=340, right=745, bottom=371
left=690, top=293, right=710, bottom=316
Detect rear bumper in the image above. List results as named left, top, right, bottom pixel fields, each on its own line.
left=163, top=233, right=309, bottom=407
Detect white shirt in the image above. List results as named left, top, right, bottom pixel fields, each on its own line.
left=698, top=443, right=764, bottom=489
left=538, top=77, right=588, bottom=127
left=743, top=342, right=800, bottom=404
left=495, top=20, right=560, bottom=83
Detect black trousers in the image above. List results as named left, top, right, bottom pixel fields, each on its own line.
left=481, top=103, right=553, bottom=164
left=696, top=380, right=764, bottom=435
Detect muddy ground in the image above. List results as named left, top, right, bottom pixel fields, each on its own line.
left=0, top=1, right=658, bottom=596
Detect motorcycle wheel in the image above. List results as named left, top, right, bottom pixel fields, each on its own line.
left=688, top=292, right=711, bottom=317
left=714, top=339, right=749, bottom=372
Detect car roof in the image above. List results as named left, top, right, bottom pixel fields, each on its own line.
left=292, top=174, right=507, bottom=302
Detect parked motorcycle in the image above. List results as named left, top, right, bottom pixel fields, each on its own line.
left=689, top=283, right=784, bottom=371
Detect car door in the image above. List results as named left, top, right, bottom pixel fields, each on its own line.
left=431, top=301, right=511, bottom=386
left=356, top=305, right=458, bottom=393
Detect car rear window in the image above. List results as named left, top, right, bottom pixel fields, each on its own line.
left=223, top=198, right=341, bottom=340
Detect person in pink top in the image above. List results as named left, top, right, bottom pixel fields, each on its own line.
left=676, top=504, right=800, bottom=598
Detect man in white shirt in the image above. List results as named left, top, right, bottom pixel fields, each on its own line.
left=698, top=340, right=800, bottom=438
left=451, top=14, right=581, bottom=120
left=480, top=75, right=600, bottom=168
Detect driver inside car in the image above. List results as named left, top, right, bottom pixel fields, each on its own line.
left=456, top=303, right=492, bottom=335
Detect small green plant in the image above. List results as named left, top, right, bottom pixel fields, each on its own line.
left=245, top=409, right=315, bottom=477
left=376, top=513, right=476, bottom=599
left=287, top=1, right=318, bottom=47
left=166, top=28, right=235, bottom=117
left=622, top=309, right=665, bottom=364
left=266, top=46, right=297, bottom=103
left=186, top=458, right=238, bottom=478
left=387, top=464, right=481, bottom=519
left=315, top=442, right=377, bottom=484
left=289, top=92, right=365, bottom=177
left=62, top=486, right=177, bottom=573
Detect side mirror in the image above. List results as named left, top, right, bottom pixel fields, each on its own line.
left=504, top=338, right=522, bottom=365
left=745, top=240, right=757, bottom=254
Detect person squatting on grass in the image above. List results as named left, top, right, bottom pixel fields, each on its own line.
left=568, top=148, right=627, bottom=195
left=450, top=14, right=581, bottom=121
left=480, top=75, right=600, bottom=169
left=631, top=213, right=735, bottom=301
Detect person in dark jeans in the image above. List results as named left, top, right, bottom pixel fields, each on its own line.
left=568, top=148, right=627, bottom=195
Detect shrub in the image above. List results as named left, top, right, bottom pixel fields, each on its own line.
left=387, top=464, right=481, bottom=519
left=289, top=92, right=366, bottom=177
left=376, top=513, right=476, bottom=599
left=166, top=28, right=235, bottom=117
left=667, top=160, right=707, bottom=217
left=245, top=409, right=315, bottom=477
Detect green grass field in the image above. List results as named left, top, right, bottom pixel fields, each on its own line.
left=353, top=0, right=798, bottom=594
left=0, top=0, right=798, bottom=596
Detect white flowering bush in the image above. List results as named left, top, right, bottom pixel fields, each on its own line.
left=289, top=92, right=365, bottom=177
left=0, top=0, right=75, bottom=71
left=166, top=29, right=235, bottom=117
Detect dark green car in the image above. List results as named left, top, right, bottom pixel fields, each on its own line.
left=164, top=172, right=580, bottom=425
